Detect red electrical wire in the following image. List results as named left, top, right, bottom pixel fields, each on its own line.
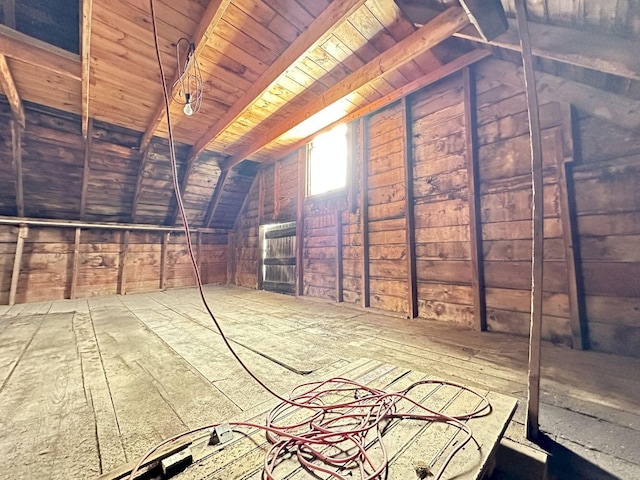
left=137, top=2, right=493, bottom=479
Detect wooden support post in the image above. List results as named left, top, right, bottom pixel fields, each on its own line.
left=8, top=224, right=27, bottom=306
left=117, top=230, right=129, bottom=295
left=257, top=170, right=266, bottom=291
left=81, top=0, right=93, bottom=138
left=359, top=116, right=370, bottom=308
left=227, top=232, right=236, bottom=285
left=257, top=225, right=264, bottom=291
left=463, top=66, right=487, bottom=331
left=553, top=120, right=588, bottom=349
left=80, top=118, right=93, bottom=219
left=273, top=160, right=281, bottom=221
left=196, top=231, right=202, bottom=280
left=515, top=0, right=544, bottom=441
left=258, top=169, right=265, bottom=226
left=401, top=98, right=418, bottom=318
left=335, top=209, right=343, bottom=303
left=160, top=232, right=169, bottom=290
left=295, top=146, right=306, bottom=297
left=70, top=227, right=81, bottom=299
left=10, top=119, right=24, bottom=217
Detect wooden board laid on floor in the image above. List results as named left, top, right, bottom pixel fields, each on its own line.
left=101, top=359, right=517, bottom=480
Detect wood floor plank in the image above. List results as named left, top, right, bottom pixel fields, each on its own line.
left=89, top=305, right=241, bottom=459
left=0, top=312, right=100, bottom=479
left=129, top=306, right=302, bottom=410
left=0, top=314, right=44, bottom=390
left=72, top=311, right=127, bottom=472
left=1, top=286, right=639, bottom=479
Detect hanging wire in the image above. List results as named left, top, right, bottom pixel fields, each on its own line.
left=141, top=2, right=493, bottom=479
left=172, top=38, right=204, bottom=115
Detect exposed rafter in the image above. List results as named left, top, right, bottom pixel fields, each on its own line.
left=458, top=0, right=508, bottom=41
left=81, top=0, right=93, bottom=138
left=10, top=120, right=24, bottom=217
left=266, top=49, right=490, bottom=164
left=188, top=0, right=370, bottom=160
left=168, top=152, right=201, bottom=224
left=0, top=54, right=25, bottom=128
left=139, top=0, right=232, bottom=151
left=223, top=7, right=470, bottom=170
left=456, top=18, right=640, bottom=81
left=0, top=24, right=81, bottom=80
left=204, top=169, right=228, bottom=229
left=477, top=58, right=640, bottom=132
left=131, top=146, right=151, bottom=223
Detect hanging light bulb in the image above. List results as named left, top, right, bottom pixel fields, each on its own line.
left=183, top=93, right=194, bottom=116
left=172, top=39, right=203, bottom=117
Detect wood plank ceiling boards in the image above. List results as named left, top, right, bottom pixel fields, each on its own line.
left=224, top=6, right=470, bottom=170
left=139, top=0, right=233, bottom=150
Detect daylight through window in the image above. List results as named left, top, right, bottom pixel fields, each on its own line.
left=307, top=123, right=348, bottom=196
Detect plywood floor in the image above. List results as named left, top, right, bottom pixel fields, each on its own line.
left=0, top=285, right=638, bottom=479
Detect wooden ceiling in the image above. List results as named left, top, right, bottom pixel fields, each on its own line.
left=1, top=0, right=639, bottom=167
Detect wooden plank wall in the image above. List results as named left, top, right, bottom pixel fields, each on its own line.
left=573, top=115, right=640, bottom=357
left=230, top=57, right=640, bottom=358
left=234, top=176, right=260, bottom=288
left=0, top=225, right=228, bottom=304
left=474, top=73, right=573, bottom=345
left=366, top=103, right=408, bottom=313
left=411, top=76, right=474, bottom=325
left=304, top=212, right=338, bottom=300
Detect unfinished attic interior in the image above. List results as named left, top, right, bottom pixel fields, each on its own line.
left=1, top=0, right=640, bottom=478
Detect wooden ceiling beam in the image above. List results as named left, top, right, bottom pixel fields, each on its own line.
left=265, top=48, right=490, bottom=164
left=130, top=146, right=151, bottom=223
left=204, top=169, right=228, bottom=229
left=139, top=0, right=232, bottom=151
left=0, top=24, right=81, bottom=80
left=456, top=18, right=640, bottom=81
left=81, top=0, right=93, bottom=138
left=170, top=0, right=370, bottom=224
left=477, top=57, right=640, bottom=132
left=188, top=0, right=370, bottom=160
left=458, top=0, right=508, bottom=41
left=223, top=7, right=470, bottom=170
left=0, top=54, right=25, bottom=128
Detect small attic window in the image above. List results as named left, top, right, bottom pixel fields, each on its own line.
left=0, top=0, right=79, bottom=54
left=307, top=123, right=348, bottom=197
